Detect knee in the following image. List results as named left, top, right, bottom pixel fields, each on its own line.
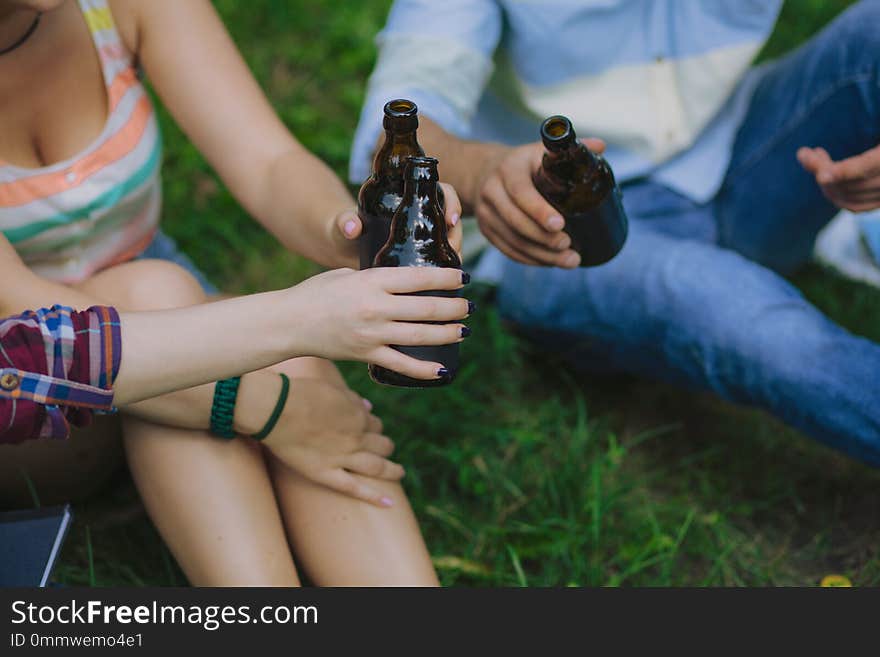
left=828, top=2, right=880, bottom=72
left=651, top=245, right=827, bottom=385
left=113, top=260, right=208, bottom=311
left=843, top=2, right=880, bottom=35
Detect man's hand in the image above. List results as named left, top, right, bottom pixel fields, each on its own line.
left=336, top=182, right=464, bottom=258
left=797, top=144, right=880, bottom=212
left=474, top=138, right=606, bottom=268
left=258, top=376, right=403, bottom=508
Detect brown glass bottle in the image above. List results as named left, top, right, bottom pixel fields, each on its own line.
left=357, top=99, right=426, bottom=270
left=533, top=115, right=628, bottom=267
left=369, top=156, right=462, bottom=388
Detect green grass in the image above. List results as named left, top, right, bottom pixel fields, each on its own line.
left=54, top=0, right=880, bottom=587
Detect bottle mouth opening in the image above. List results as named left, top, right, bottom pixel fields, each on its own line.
left=541, top=115, right=576, bottom=150
left=405, top=155, right=439, bottom=180
left=384, top=99, right=418, bottom=118
left=383, top=99, right=419, bottom=132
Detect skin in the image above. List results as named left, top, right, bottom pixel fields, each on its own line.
left=797, top=145, right=880, bottom=213
left=0, top=0, right=464, bottom=585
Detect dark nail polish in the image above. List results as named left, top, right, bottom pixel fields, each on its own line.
left=437, top=367, right=450, bottom=378
left=467, top=300, right=476, bottom=315
left=461, top=272, right=471, bottom=285
left=460, top=326, right=472, bottom=338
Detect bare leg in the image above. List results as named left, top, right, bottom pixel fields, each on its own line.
left=122, top=418, right=299, bottom=586
left=267, top=358, right=439, bottom=586
left=78, top=260, right=299, bottom=586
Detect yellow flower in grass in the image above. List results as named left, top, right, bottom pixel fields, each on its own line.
left=820, top=574, right=852, bottom=587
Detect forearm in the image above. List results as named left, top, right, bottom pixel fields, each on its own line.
left=121, top=368, right=279, bottom=438
left=1, top=263, right=294, bottom=433
left=417, top=116, right=510, bottom=213
left=0, top=263, right=214, bottom=428
left=114, top=289, right=303, bottom=405
left=131, top=0, right=357, bottom=269
left=117, top=287, right=328, bottom=438
left=252, top=146, right=357, bottom=270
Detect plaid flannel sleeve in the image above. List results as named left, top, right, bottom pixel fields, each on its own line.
left=0, top=305, right=122, bottom=443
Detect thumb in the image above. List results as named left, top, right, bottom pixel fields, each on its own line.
left=337, top=210, right=362, bottom=240
left=448, top=218, right=463, bottom=256
left=582, top=137, right=607, bottom=154
left=797, top=147, right=834, bottom=181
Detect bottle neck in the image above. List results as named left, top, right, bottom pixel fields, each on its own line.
left=394, top=175, right=443, bottom=237
left=541, top=139, right=600, bottom=183
left=373, top=130, right=423, bottom=177
left=549, top=138, right=596, bottom=162
left=401, top=176, right=439, bottom=214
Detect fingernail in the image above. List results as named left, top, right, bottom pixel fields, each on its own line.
left=460, top=326, right=472, bottom=338
left=451, top=213, right=460, bottom=227
left=437, top=367, right=449, bottom=378
left=362, top=398, right=373, bottom=411
left=564, top=252, right=581, bottom=268
left=547, top=215, right=565, bottom=231
left=555, top=235, right=570, bottom=250
left=344, top=219, right=357, bottom=236
left=380, top=496, right=394, bottom=508
left=461, top=271, right=471, bottom=285
left=467, top=300, right=476, bottom=315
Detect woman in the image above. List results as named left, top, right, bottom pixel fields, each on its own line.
left=0, top=0, right=465, bottom=585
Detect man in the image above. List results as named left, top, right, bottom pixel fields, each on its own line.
left=349, top=1, right=880, bottom=464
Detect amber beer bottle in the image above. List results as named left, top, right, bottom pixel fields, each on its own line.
left=357, top=99, right=426, bottom=270
left=370, top=156, right=462, bottom=388
left=533, top=115, right=628, bottom=266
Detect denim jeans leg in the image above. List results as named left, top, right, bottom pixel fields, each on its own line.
left=495, top=220, right=880, bottom=465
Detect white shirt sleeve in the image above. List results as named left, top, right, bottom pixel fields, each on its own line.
left=349, top=0, right=503, bottom=183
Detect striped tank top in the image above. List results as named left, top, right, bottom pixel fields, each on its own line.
left=0, top=0, right=162, bottom=284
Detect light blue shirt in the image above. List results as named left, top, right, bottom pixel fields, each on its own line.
left=350, top=0, right=783, bottom=204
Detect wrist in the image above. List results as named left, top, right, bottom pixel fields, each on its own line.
left=233, top=370, right=284, bottom=436
left=462, top=141, right=510, bottom=210
left=246, top=287, right=310, bottom=364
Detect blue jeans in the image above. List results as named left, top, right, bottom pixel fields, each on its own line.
left=494, top=1, right=880, bottom=465
left=136, top=231, right=219, bottom=295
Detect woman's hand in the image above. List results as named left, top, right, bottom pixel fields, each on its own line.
left=284, top=266, right=471, bottom=380
left=255, top=375, right=402, bottom=507
left=335, top=182, right=464, bottom=257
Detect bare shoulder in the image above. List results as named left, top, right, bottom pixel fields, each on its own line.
left=107, top=0, right=141, bottom=55
left=108, top=0, right=180, bottom=55
left=106, top=0, right=216, bottom=58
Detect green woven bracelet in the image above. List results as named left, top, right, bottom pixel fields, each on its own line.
left=252, top=373, right=290, bottom=441
left=210, top=376, right=241, bottom=439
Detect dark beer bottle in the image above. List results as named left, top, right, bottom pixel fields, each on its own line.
left=357, top=99, right=426, bottom=270
left=370, top=156, right=462, bottom=388
left=533, top=115, right=628, bottom=267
